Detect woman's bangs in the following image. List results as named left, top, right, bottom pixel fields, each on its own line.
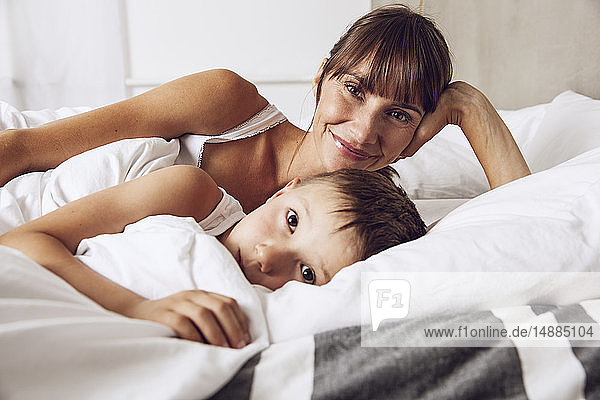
left=365, top=40, right=424, bottom=109
left=329, top=30, right=425, bottom=110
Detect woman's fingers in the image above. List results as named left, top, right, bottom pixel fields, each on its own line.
left=400, top=104, right=451, bottom=157
left=400, top=81, right=473, bottom=158
left=209, top=292, right=250, bottom=334
left=400, top=112, right=443, bottom=157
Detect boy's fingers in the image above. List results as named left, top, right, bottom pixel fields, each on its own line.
left=197, top=293, right=251, bottom=348
left=164, top=311, right=205, bottom=343
left=209, top=292, right=250, bottom=338
left=175, top=300, right=230, bottom=347
left=129, top=298, right=205, bottom=343
left=149, top=291, right=251, bottom=348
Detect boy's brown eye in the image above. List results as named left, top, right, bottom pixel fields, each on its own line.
left=301, top=265, right=315, bottom=284
left=286, top=210, right=298, bottom=233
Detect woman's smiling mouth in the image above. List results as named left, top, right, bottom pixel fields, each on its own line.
left=331, top=131, right=373, bottom=161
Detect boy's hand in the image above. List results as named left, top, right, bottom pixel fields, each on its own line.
left=123, top=290, right=251, bottom=348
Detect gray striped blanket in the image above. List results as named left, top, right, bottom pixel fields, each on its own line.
left=213, top=301, right=600, bottom=399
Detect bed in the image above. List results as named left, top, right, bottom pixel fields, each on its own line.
left=1, top=90, right=600, bottom=399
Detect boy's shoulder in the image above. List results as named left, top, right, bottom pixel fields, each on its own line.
left=152, top=165, right=222, bottom=221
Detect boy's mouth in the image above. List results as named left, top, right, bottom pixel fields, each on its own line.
left=237, top=249, right=248, bottom=278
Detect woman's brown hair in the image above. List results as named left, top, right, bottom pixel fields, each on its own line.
left=315, top=4, right=453, bottom=114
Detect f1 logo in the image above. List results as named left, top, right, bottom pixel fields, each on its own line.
left=368, top=279, right=411, bottom=331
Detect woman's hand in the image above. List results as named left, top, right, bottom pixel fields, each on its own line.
left=399, top=81, right=477, bottom=157
left=400, top=81, right=530, bottom=189
left=123, top=290, right=252, bottom=348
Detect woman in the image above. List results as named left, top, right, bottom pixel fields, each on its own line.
left=0, top=5, right=529, bottom=212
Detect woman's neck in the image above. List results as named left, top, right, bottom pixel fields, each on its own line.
left=270, top=121, right=326, bottom=186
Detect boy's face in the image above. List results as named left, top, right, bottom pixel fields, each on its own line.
left=220, top=180, right=360, bottom=291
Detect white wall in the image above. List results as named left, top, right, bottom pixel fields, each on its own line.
left=123, top=0, right=370, bottom=127
left=0, top=0, right=125, bottom=110
left=374, top=0, right=600, bottom=109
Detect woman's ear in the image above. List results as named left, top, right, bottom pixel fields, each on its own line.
left=268, top=178, right=301, bottom=202
left=312, top=58, right=328, bottom=97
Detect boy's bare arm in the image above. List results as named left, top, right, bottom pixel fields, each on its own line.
left=0, top=165, right=250, bottom=346
left=2, top=165, right=222, bottom=253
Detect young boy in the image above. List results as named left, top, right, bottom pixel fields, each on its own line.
left=0, top=165, right=425, bottom=348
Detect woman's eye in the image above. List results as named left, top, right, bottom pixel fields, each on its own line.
left=390, top=110, right=410, bottom=122
left=345, top=83, right=362, bottom=98
left=286, top=210, right=298, bottom=233
left=301, top=265, right=315, bottom=285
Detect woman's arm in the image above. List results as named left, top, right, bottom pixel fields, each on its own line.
left=0, top=69, right=268, bottom=186
left=401, top=81, right=531, bottom=189
left=0, top=165, right=250, bottom=347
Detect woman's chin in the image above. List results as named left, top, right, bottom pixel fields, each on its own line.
left=323, top=153, right=374, bottom=172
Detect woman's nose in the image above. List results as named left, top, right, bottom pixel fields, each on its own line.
left=352, top=111, right=378, bottom=144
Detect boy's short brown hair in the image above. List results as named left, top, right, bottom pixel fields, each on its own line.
left=299, top=167, right=426, bottom=260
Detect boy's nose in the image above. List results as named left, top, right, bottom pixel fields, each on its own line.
left=255, top=243, right=292, bottom=274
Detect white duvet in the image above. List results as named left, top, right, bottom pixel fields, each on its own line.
left=1, top=90, right=600, bottom=399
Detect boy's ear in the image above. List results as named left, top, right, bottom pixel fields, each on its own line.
left=392, top=154, right=406, bottom=163
left=268, top=178, right=301, bottom=202
left=312, top=58, right=328, bottom=97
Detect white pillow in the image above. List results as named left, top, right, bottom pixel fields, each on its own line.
left=392, top=101, right=549, bottom=199
left=0, top=100, right=90, bottom=129
left=526, top=90, right=600, bottom=173
left=264, top=146, right=600, bottom=342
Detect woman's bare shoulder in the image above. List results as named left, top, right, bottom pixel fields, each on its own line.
left=145, top=69, right=269, bottom=135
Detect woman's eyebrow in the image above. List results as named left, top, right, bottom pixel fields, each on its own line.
left=346, top=72, right=366, bottom=84
left=396, top=103, right=423, bottom=116
left=344, top=73, right=423, bottom=116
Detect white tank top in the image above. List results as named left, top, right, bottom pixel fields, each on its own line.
left=176, top=104, right=287, bottom=235
left=198, top=187, right=246, bottom=236
left=175, top=104, right=287, bottom=167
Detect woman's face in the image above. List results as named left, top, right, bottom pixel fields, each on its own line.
left=311, top=63, right=424, bottom=172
